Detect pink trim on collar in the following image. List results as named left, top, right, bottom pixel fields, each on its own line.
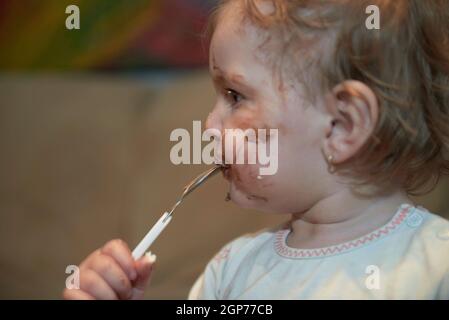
left=274, top=204, right=414, bottom=259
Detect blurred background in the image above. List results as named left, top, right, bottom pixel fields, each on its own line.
left=0, top=0, right=448, bottom=299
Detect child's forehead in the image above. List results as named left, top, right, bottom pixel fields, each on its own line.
left=209, top=22, right=273, bottom=83
left=212, top=1, right=271, bottom=43
left=210, top=11, right=275, bottom=64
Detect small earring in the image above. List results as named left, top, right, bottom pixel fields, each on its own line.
left=225, top=192, right=231, bottom=201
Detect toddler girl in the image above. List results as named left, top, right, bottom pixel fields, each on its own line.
left=63, top=0, right=449, bottom=299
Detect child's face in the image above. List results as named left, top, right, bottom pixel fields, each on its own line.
left=207, top=6, right=333, bottom=214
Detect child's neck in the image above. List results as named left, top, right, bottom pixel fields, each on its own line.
left=287, top=188, right=412, bottom=249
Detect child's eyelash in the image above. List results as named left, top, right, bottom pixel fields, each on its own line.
left=224, top=88, right=244, bottom=107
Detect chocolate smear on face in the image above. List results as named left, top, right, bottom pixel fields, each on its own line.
left=246, top=194, right=268, bottom=202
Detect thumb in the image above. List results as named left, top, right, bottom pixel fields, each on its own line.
left=130, top=252, right=156, bottom=300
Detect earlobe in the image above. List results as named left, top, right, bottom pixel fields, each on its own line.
left=323, top=80, right=379, bottom=166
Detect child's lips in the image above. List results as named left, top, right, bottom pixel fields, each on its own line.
left=222, top=165, right=243, bottom=185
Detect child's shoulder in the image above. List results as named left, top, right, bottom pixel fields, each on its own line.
left=415, top=206, right=449, bottom=248
left=413, top=208, right=449, bottom=294
left=404, top=206, right=449, bottom=280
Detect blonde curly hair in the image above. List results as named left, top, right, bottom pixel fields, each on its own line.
left=208, top=0, right=449, bottom=195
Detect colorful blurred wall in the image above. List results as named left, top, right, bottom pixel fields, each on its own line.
left=0, top=0, right=215, bottom=71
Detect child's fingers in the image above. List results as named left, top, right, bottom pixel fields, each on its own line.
left=88, top=254, right=133, bottom=300
left=79, top=249, right=101, bottom=269
left=130, top=253, right=156, bottom=300
left=80, top=269, right=118, bottom=300
left=63, top=288, right=94, bottom=300
left=101, top=239, right=137, bottom=281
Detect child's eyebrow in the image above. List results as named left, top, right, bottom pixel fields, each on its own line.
left=211, top=65, right=250, bottom=89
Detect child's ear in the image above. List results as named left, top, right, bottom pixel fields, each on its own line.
left=323, top=80, right=379, bottom=165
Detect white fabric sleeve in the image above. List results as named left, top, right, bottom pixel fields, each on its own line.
left=187, top=244, right=233, bottom=300
left=186, top=229, right=272, bottom=300
left=187, top=273, right=205, bottom=300
left=437, top=267, right=449, bottom=299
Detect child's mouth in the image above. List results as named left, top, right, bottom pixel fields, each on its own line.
left=221, top=165, right=246, bottom=184
left=222, top=165, right=231, bottom=180
left=222, top=166, right=269, bottom=203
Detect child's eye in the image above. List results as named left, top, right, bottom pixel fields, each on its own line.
left=224, top=89, right=244, bottom=107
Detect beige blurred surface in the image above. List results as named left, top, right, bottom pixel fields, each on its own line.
left=0, top=72, right=448, bottom=299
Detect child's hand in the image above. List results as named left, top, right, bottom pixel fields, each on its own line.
left=63, top=239, right=155, bottom=300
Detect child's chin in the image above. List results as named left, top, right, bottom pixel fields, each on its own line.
left=228, top=183, right=266, bottom=210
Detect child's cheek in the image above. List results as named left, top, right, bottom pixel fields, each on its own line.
left=222, top=106, right=280, bottom=196
left=225, top=104, right=283, bottom=137
left=227, top=108, right=268, bottom=130
left=223, top=108, right=270, bottom=163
